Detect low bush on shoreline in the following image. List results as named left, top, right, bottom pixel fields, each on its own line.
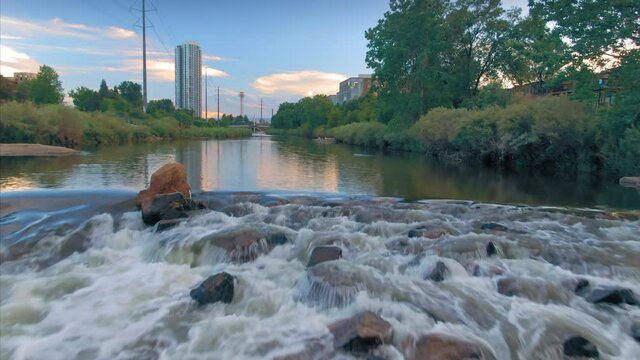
left=0, top=101, right=251, bottom=147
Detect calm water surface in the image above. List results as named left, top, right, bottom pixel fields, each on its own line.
left=1, top=137, right=638, bottom=209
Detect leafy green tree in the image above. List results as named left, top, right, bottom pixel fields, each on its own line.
left=499, top=8, right=569, bottom=90
left=530, top=0, right=639, bottom=62
left=147, top=99, right=175, bottom=116
left=98, top=79, right=111, bottom=98
left=29, top=65, right=64, bottom=104
left=116, top=81, right=143, bottom=110
left=0, top=76, right=16, bottom=100
left=69, top=86, right=101, bottom=111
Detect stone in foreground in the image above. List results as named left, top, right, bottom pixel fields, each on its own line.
left=563, top=336, right=599, bottom=358
left=136, top=163, right=191, bottom=213
left=307, top=246, right=342, bottom=267
left=329, top=311, right=393, bottom=353
left=406, top=334, right=495, bottom=360
left=190, top=272, right=234, bottom=305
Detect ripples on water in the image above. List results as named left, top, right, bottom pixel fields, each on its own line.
left=1, top=192, right=639, bottom=359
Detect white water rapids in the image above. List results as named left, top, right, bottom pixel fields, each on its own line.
left=1, top=193, right=639, bottom=359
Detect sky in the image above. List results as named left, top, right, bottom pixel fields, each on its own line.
left=0, top=0, right=528, bottom=119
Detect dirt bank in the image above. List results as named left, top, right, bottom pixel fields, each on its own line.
left=0, top=143, right=81, bottom=157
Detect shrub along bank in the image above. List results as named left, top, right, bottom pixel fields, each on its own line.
left=0, top=101, right=251, bottom=148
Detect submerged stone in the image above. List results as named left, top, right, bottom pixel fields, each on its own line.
left=574, top=279, right=590, bottom=295
left=329, top=311, right=393, bottom=353
left=631, top=323, right=640, bottom=342
left=197, top=228, right=288, bottom=263
left=486, top=242, right=498, bottom=256
left=308, top=246, right=342, bottom=267
left=480, top=223, right=508, bottom=232
left=190, top=272, right=234, bottom=305
left=563, top=336, right=599, bottom=358
left=583, top=286, right=637, bottom=306
left=155, top=218, right=186, bottom=232
left=427, top=261, right=449, bottom=282
left=407, top=334, right=495, bottom=360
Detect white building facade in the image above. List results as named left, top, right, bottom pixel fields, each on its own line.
left=175, top=42, right=202, bottom=117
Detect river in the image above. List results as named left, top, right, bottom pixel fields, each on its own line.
left=1, top=137, right=639, bottom=360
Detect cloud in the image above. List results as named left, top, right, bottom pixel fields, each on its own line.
left=251, top=70, right=347, bottom=96
left=106, top=26, right=137, bottom=39
left=203, top=54, right=224, bottom=61
left=0, top=45, right=39, bottom=77
left=0, top=15, right=138, bottom=40
left=0, top=34, right=24, bottom=40
left=203, top=66, right=229, bottom=78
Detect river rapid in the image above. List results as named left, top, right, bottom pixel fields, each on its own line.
left=1, top=190, right=639, bottom=360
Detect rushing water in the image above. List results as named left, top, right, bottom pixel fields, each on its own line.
left=1, top=138, right=639, bottom=359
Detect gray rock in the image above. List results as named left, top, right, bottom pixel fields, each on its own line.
left=308, top=246, right=342, bottom=267
left=563, top=336, right=599, bottom=358
left=329, top=311, right=393, bottom=353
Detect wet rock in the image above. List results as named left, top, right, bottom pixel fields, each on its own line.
left=563, top=336, right=599, bottom=358
left=308, top=246, right=342, bottom=267
left=59, top=217, right=109, bottom=259
left=406, top=334, right=494, bottom=360
left=136, top=163, right=191, bottom=211
left=329, top=311, right=393, bottom=353
left=190, top=272, right=234, bottom=305
left=582, top=286, right=637, bottom=306
left=198, top=228, right=288, bottom=263
left=631, top=323, right=640, bottom=342
left=141, top=192, right=184, bottom=225
left=408, top=227, right=448, bottom=239
left=480, top=223, right=508, bottom=232
left=426, top=261, right=449, bottom=282
left=296, top=262, right=366, bottom=308
left=470, top=262, right=505, bottom=277
left=486, top=241, right=498, bottom=256
left=155, top=218, right=186, bottom=232
left=574, top=279, right=590, bottom=295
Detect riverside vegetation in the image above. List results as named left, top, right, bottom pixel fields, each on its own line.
left=0, top=66, right=250, bottom=148
left=270, top=0, right=639, bottom=178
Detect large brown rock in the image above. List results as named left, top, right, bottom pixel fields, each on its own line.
left=329, top=311, right=393, bottom=353
left=406, top=334, right=494, bottom=360
left=137, top=163, right=191, bottom=212
left=307, top=246, right=342, bottom=267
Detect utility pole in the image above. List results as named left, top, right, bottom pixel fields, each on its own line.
left=260, top=98, right=263, bottom=123
left=217, top=86, right=220, bottom=121
left=239, top=91, right=245, bottom=117
left=142, top=0, right=148, bottom=113
left=205, top=67, right=208, bottom=120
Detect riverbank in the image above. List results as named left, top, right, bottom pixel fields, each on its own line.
left=0, top=143, right=80, bottom=157
left=0, top=101, right=251, bottom=148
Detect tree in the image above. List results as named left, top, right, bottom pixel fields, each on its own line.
left=29, top=65, right=64, bottom=104
left=529, top=0, right=639, bottom=62
left=499, top=8, right=569, bottom=90
left=116, top=81, right=142, bottom=110
left=0, top=76, right=16, bottom=100
left=365, top=0, right=452, bottom=126
left=98, top=79, right=110, bottom=98
left=69, top=86, right=101, bottom=112
left=147, top=99, right=175, bottom=116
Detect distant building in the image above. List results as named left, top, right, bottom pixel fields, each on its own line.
left=175, top=42, right=202, bottom=117
left=336, top=74, right=371, bottom=105
left=328, top=94, right=338, bottom=105
left=13, top=72, right=37, bottom=83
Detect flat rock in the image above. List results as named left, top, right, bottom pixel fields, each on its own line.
left=563, top=336, right=599, bottom=358
left=406, top=334, right=494, bottom=360
left=190, top=272, right=234, bottom=305
left=329, top=311, right=393, bottom=353
left=619, top=176, right=640, bottom=188
left=308, top=246, right=342, bottom=267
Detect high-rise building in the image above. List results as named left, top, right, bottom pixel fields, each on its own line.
left=336, top=74, right=372, bottom=105
left=175, top=42, right=202, bottom=117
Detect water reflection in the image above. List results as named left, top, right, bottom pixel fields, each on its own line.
left=0, top=138, right=638, bottom=209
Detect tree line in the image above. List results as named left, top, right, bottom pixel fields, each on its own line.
left=271, top=0, right=639, bottom=176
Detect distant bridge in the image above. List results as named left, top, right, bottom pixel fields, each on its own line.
left=230, top=123, right=270, bottom=133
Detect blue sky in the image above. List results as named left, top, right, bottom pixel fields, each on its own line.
left=1, top=0, right=527, bottom=118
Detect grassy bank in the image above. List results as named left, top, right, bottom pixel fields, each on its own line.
left=282, top=96, right=638, bottom=177
left=0, top=101, right=251, bottom=148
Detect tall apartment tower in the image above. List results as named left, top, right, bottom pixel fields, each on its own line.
left=175, top=42, right=202, bottom=117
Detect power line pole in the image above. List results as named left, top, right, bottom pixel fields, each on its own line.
left=142, top=0, right=148, bottom=113
left=239, top=91, right=245, bottom=117
left=217, top=86, right=220, bottom=121
left=205, top=67, right=208, bottom=120
left=260, top=98, right=263, bottom=123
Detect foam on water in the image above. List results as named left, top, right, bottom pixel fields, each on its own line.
left=1, top=196, right=639, bottom=359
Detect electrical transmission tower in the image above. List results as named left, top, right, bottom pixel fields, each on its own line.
left=239, top=91, right=245, bottom=117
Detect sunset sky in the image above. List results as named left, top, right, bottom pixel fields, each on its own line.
left=1, top=0, right=527, bottom=118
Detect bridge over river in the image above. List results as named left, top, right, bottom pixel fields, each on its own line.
left=229, top=123, right=270, bottom=133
